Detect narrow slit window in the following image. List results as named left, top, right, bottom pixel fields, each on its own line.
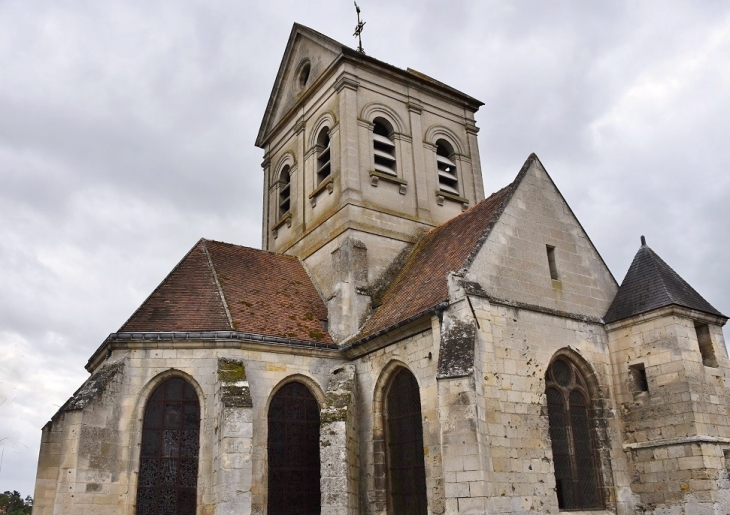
left=629, top=363, right=648, bottom=394
left=695, top=324, right=718, bottom=367
left=316, top=128, right=331, bottom=185
left=547, top=245, right=559, bottom=280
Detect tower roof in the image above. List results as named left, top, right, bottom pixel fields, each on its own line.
left=256, top=23, right=482, bottom=148
left=603, top=239, right=725, bottom=323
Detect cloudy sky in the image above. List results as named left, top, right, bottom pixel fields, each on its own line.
left=1, top=0, right=729, bottom=497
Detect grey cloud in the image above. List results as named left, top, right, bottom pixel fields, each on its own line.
left=1, top=0, right=729, bottom=497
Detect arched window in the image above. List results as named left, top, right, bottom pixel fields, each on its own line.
left=435, top=139, right=458, bottom=195
left=384, top=368, right=427, bottom=514
left=268, top=381, right=321, bottom=515
left=546, top=358, right=604, bottom=510
left=278, top=165, right=291, bottom=217
left=136, top=377, right=200, bottom=515
left=372, top=118, right=396, bottom=176
left=316, top=128, right=331, bottom=185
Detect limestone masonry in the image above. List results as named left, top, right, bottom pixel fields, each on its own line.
left=32, top=23, right=730, bottom=515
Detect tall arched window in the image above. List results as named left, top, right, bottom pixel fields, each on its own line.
left=546, top=357, right=604, bottom=510
left=316, top=128, right=331, bottom=185
left=385, top=368, right=427, bottom=514
left=278, top=165, right=291, bottom=217
left=372, top=118, right=396, bottom=176
left=268, top=381, right=321, bottom=515
left=435, top=139, right=458, bottom=195
left=136, top=377, right=200, bottom=515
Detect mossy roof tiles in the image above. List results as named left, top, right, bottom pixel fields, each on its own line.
left=357, top=176, right=520, bottom=340
left=119, top=239, right=332, bottom=343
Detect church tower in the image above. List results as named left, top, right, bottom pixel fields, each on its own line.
left=255, top=24, right=485, bottom=341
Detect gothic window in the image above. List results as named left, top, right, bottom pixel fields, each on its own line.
left=385, top=368, right=428, bottom=515
left=268, top=381, right=321, bottom=515
left=316, top=128, right=331, bottom=185
left=372, top=118, right=396, bottom=176
left=136, top=377, right=200, bottom=515
left=278, top=165, right=291, bottom=217
left=546, top=358, right=604, bottom=510
left=435, top=139, right=458, bottom=195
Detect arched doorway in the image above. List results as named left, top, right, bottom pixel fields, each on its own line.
left=546, top=357, right=604, bottom=510
left=136, top=377, right=200, bottom=515
left=384, top=367, right=428, bottom=514
left=268, top=381, right=321, bottom=515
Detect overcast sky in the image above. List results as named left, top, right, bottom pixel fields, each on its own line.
left=1, top=0, right=729, bottom=497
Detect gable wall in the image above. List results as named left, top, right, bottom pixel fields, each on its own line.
left=467, top=160, right=617, bottom=320
left=269, top=35, right=339, bottom=134
left=470, top=295, right=635, bottom=514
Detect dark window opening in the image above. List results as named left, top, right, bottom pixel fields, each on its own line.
left=316, top=129, right=331, bottom=185
left=385, top=368, right=428, bottom=515
left=299, top=63, right=311, bottom=90
left=136, top=377, right=200, bottom=515
left=547, top=245, right=559, bottom=280
left=695, top=323, right=718, bottom=368
left=278, top=166, right=291, bottom=217
left=268, top=382, right=321, bottom=515
left=373, top=118, right=396, bottom=176
left=629, top=363, right=648, bottom=394
left=546, top=358, right=604, bottom=511
left=435, top=140, right=458, bottom=195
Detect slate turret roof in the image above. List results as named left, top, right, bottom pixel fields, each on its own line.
left=603, top=238, right=725, bottom=324
left=119, top=239, right=332, bottom=344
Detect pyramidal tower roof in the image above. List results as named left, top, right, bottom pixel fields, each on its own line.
left=604, top=237, right=725, bottom=323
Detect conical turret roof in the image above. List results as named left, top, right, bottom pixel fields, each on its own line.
left=604, top=238, right=725, bottom=323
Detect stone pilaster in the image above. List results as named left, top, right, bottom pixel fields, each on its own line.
left=320, top=365, right=359, bottom=515
left=214, top=358, right=254, bottom=515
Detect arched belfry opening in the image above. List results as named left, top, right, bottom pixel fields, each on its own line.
left=136, top=377, right=200, bottom=515
left=384, top=367, right=428, bottom=514
left=267, top=381, right=321, bottom=515
left=546, top=357, right=605, bottom=510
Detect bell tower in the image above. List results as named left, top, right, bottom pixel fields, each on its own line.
left=255, top=24, right=485, bottom=341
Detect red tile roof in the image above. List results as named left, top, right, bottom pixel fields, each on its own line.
left=358, top=177, right=520, bottom=339
left=119, top=239, right=332, bottom=343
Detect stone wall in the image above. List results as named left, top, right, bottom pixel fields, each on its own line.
left=607, top=307, right=730, bottom=513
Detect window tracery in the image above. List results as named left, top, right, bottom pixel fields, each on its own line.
left=136, top=377, right=199, bottom=515
left=546, top=358, right=604, bottom=510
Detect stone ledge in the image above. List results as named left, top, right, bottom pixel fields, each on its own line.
left=624, top=435, right=730, bottom=451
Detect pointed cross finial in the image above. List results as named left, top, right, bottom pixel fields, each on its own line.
left=641, top=235, right=646, bottom=246
left=353, top=2, right=366, bottom=54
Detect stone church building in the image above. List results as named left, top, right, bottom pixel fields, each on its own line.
left=32, top=24, right=730, bottom=515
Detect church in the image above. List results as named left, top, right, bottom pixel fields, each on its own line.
left=32, top=23, right=730, bottom=515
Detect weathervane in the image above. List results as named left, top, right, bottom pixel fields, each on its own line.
left=353, top=2, right=366, bottom=54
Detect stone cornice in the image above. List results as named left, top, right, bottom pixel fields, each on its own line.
left=604, top=305, right=728, bottom=332
left=624, top=435, right=730, bottom=451
left=86, top=331, right=340, bottom=372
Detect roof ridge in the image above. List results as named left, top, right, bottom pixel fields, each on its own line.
left=201, top=239, right=234, bottom=330
left=645, top=246, right=675, bottom=305
left=117, top=238, right=209, bottom=331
